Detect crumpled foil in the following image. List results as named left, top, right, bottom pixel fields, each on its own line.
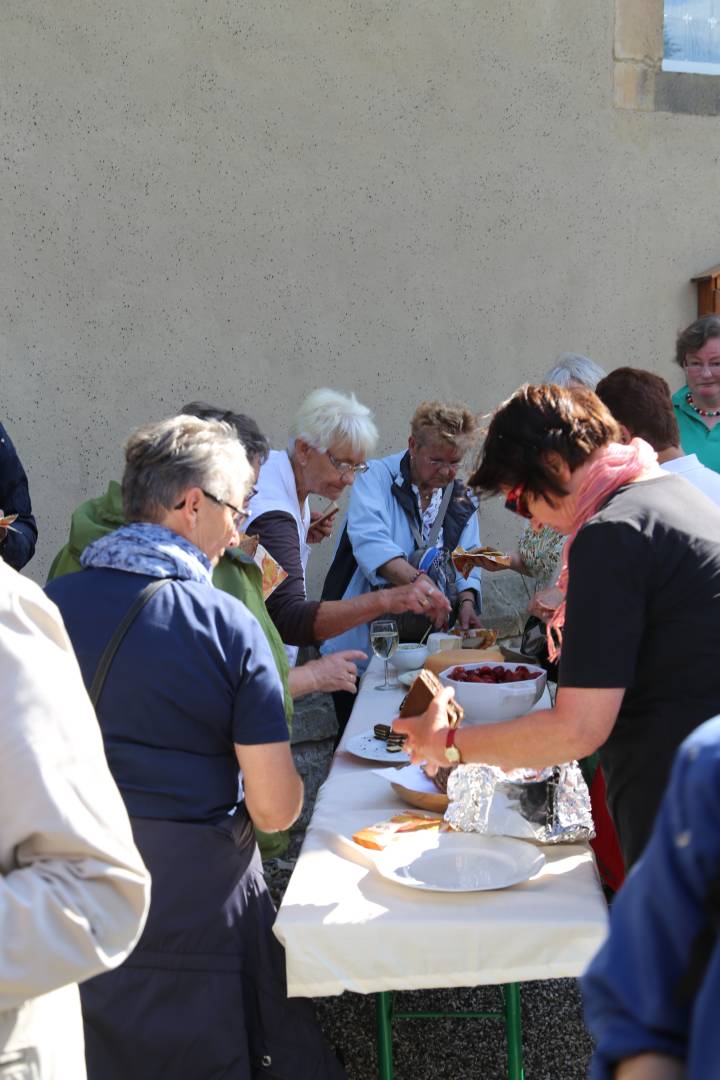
left=445, top=762, right=595, bottom=843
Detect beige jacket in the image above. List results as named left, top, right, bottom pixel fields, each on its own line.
left=0, top=560, right=150, bottom=1079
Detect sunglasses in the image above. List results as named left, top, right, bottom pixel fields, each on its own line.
left=504, top=484, right=532, bottom=520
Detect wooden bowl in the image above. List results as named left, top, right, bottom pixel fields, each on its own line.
left=390, top=782, right=449, bottom=814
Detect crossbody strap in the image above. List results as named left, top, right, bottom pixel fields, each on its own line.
left=88, top=578, right=171, bottom=707
left=407, top=480, right=454, bottom=550
left=426, top=482, right=454, bottom=548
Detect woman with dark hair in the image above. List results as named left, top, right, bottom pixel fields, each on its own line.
left=395, top=383, right=720, bottom=869
left=672, top=314, right=720, bottom=472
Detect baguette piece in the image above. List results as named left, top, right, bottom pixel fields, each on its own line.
left=398, top=669, right=464, bottom=729
left=448, top=627, right=498, bottom=649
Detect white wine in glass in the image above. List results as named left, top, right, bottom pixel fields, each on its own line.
left=370, top=619, right=399, bottom=691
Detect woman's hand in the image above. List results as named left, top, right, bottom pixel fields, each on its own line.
left=456, top=592, right=482, bottom=630
left=470, top=551, right=523, bottom=574
left=392, top=686, right=457, bottom=774
left=528, top=585, right=562, bottom=621
left=303, top=651, right=366, bottom=694
left=307, top=507, right=339, bottom=544
left=387, top=574, right=451, bottom=627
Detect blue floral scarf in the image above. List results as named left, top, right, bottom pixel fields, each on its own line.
left=81, top=522, right=213, bottom=584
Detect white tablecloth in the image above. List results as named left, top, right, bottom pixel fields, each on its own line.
left=274, top=658, right=608, bottom=998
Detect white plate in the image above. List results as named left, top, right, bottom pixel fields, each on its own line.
left=398, top=668, right=424, bottom=688
left=345, top=728, right=410, bottom=764
left=373, top=832, right=545, bottom=892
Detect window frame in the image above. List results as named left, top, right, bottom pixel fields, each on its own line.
left=615, top=0, right=720, bottom=114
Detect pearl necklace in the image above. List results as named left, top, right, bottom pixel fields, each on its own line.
left=686, top=392, right=720, bottom=418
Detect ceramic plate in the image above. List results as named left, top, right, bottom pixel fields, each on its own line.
left=397, top=668, right=424, bottom=688
left=373, top=832, right=545, bottom=892
left=345, top=728, right=410, bottom=764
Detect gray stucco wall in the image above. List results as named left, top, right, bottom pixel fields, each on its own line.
left=1, top=1, right=713, bottom=616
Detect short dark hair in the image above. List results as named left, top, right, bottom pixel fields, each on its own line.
left=469, top=384, right=620, bottom=501
left=595, top=368, right=680, bottom=452
left=675, top=315, right=720, bottom=368
left=179, top=401, right=270, bottom=464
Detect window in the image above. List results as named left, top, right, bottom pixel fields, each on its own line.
left=614, top=0, right=720, bottom=114
left=663, top=1, right=720, bottom=75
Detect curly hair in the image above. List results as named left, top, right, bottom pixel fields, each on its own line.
left=469, top=384, right=620, bottom=501
left=410, top=401, right=478, bottom=447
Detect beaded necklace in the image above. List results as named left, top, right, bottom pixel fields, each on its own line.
left=686, top=392, right=720, bottom=418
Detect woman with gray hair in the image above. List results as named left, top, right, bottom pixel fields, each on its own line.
left=46, top=415, right=345, bottom=1079
left=543, top=353, right=607, bottom=392
left=246, top=388, right=450, bottom=670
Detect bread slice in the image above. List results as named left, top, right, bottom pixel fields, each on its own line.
left=452, top=545, right=513, bottom=576
left=352, top=811, right=444, bottom=850
left=398, top=669, right=464, bottom=728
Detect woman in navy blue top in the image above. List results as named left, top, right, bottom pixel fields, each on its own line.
left=46, top=414, right=344, bottom=1080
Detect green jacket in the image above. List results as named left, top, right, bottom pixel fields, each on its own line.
left=48, top=480, right=293, bottom=859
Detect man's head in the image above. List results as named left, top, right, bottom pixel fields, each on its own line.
left=595, top=367, right=680, bottom=452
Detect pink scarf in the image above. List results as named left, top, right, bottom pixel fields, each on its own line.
left=546, top=438, right=658, bottom=663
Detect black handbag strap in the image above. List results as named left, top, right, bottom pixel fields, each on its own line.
left=89, top=578, right=171, bottom=707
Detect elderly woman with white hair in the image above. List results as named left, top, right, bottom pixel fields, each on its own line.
left=246, top=388, right=450, bottom=682
left=46, top=415, right=346, bottom=1079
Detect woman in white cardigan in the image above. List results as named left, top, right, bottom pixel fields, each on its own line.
left=0, top=561, right=149, bottom=1079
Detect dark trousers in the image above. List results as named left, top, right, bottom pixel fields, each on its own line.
left=331, top=685, right=358, bottom=749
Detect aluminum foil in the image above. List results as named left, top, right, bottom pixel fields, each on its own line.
left=445, top=762, right=595, bottom=843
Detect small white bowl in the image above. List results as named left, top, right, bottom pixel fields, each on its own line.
left=390, top=643, right=429, bottom=673
left=439, top=661, right=547, bottom=726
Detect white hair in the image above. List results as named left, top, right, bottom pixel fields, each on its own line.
left=123, top=415, right=251, bottom=523
left=543, top=353, right=607, bottom=390
left=289, top=388, right=378, bottom=456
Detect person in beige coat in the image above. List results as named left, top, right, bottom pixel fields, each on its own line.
left=0, top=559, right=150, bottom=1079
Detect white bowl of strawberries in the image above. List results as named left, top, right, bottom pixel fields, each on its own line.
left=438, top=661, right=547, bottom=726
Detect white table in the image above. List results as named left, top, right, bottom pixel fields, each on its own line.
left=274, top=658, right=609, bottom=1077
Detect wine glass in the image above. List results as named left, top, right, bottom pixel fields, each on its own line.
left=370, top=618, right=400, bottom=691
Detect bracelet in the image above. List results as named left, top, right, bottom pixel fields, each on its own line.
left=458, top=596, right=475, bottom=606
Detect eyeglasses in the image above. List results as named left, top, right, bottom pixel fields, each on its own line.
left=326, top=450, right=369, bottom=476
left=504, top=484, right=532, bottom=520
left=174, top=489, right=249, bottom=528
left=425, top=456, right=462, bottom=471
left=685, top=361, right=720, bottom=374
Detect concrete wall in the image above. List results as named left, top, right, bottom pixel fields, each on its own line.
left=1, top=1, right=715, bottom=612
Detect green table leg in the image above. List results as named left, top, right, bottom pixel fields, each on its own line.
left=504, top=983, right=524, bottom=1080
left=375, top=991, right=394, bottom=1080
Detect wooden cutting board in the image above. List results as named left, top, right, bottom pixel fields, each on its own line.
left=423, top=647, right=505, bottom=676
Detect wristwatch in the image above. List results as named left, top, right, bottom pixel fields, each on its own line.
left=445, top=728, right=462, bottom=765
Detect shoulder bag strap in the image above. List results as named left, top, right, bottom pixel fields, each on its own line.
left=425, top=481, right=454, bottom=549
left=88, top=578, right=171, bottom=707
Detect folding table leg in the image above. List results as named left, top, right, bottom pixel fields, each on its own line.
left=503, top=983, right=524, bottom=1080
left=375, top=991, right=394, bottom=1080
